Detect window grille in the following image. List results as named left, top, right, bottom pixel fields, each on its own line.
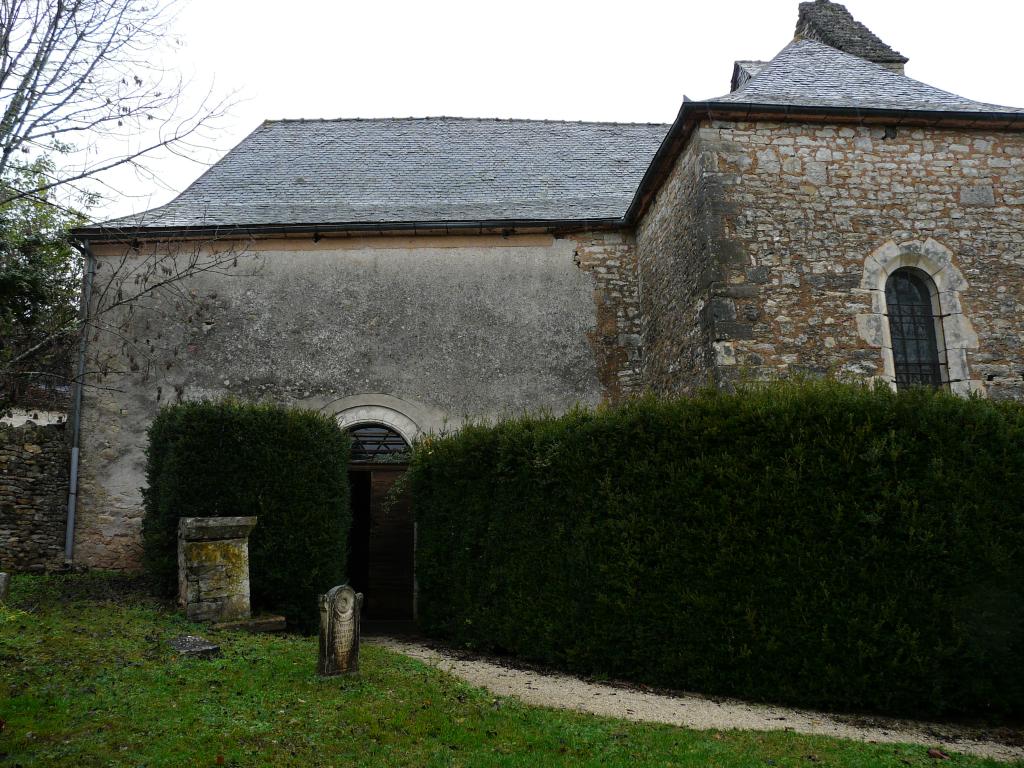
left=885, top=268, right=943, bottom=389
left=348, top=424, right=410, bottom=463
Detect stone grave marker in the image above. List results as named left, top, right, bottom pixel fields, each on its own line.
left=178, top=516, right=257, bottom=623
left=318, top=584, right=363, bottom=676
left=168, top=634, right=221, bottom=659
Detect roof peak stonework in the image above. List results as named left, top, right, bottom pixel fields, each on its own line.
left=795, top=0, right=907, bottom=72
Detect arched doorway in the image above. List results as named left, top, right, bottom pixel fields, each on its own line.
left=346, top=423, right=415, bottom=624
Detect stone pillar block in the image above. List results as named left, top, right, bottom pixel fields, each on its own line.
left=178, top=516, right=257, bottom=623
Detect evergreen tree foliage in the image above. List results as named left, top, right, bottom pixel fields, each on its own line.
left=410, top=381, right=1024, bottom=717
left=142, top=400, right=351, bottom=632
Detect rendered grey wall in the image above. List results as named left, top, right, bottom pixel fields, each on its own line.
left=76, top=233, right=622, bottom=568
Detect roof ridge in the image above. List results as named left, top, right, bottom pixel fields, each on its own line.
left=260, top=116, right=672, bottom=128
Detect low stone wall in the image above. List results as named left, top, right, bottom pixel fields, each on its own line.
left=0, top=422, right=69, bottom=571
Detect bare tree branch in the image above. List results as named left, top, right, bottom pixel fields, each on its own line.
left=0, top=1, right=244, bottom=413
left=0, top=0, right=231, bottom=208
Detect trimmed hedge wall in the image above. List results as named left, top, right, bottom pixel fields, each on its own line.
left=410, top=381, right=1024, bottom=717
left=142, top=400, right=350, bottom=631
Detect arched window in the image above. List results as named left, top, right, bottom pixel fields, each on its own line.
left=348, top=423, right=411, bottom=463
left=859, top=240, right=978, bottom=396
left=885, top=268, right=944, bottom=389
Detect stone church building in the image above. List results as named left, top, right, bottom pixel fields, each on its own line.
left=63, top=1, right=1022, bottom=616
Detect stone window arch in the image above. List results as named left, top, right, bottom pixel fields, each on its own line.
left=857, top=239, right=980, bottom=395
left=333, top=403, right=421, bottom=447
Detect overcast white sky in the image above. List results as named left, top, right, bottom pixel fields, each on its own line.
left=95, top=0, right=1024, bottom=220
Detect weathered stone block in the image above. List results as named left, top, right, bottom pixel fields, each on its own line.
left=714, top=321, right=755, bottom=340
left=178, top=516, right=257, bottom=623
left=318, top=584, right=362, bottom=676
left=709, top=297, right=737, bottom=322
left=960, top=184, right=996, bottom=207
left=746, top=266, right=771, bottom=284
left=179, top=516, right=259, bottom=542
left=169, top=634, right=221, bottom=659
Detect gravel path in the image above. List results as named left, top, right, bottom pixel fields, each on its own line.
left=371, top=638, right=1023, bottom=763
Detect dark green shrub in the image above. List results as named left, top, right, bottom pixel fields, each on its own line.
left=142, top=400, right=350, bottom=631
left=410, top=381, right=1024, bottom=717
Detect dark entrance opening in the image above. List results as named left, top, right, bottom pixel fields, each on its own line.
left=346, top=424, right=414, bottom=626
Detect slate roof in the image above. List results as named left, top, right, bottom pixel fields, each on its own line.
left=99, top=118, right=669, bottom=231
left=730, top=61, right=767, bottom=93
left=711, top=39, right=1024, bottom=114
left=795, top=0, right=906, bottom=66
left=89, top=16, right=1024, bottom=236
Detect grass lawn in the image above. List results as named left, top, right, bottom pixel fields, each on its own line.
left=1, top=572, right=1019, bottom=768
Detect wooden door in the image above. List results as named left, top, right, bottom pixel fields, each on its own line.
left=364, top=467, right=413, bottom=620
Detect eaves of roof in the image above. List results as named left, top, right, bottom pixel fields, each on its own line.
left=72, top=216, right=625, bottom=243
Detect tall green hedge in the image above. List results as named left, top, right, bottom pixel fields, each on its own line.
left=410, top=381, right=1024, bottom=717
left=142, top=400, right=350, bottom=631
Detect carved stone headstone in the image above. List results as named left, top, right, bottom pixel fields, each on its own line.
left=0, top=572, right=10, bottom=603
left=177, top=516, right=257, bottom=623
left=318, top=584, right=363, bottom=676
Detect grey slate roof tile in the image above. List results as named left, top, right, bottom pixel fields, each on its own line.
left=712, top=39, right=1024, bottom=114
left=731, top=61, right=767, bottom=93
left=101, top=117, right=669, bottom=230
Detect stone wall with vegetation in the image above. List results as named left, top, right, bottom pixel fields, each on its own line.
left=0, top=422, right=67, bottom=571
left=698, top=120, right=1024, bottom=396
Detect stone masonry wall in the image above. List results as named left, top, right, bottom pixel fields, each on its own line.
left=636, top=132, right=739, bottom=394
left=669, top=120, right=1024, bottom=396
left=0, top=422, right=68, bottom=571
left=573, top=231, right=643, bottom=400
left=75, top=231, right=637, bottom=569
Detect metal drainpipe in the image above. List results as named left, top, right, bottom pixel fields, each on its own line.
left=65, top=240, right=96, bottom=566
